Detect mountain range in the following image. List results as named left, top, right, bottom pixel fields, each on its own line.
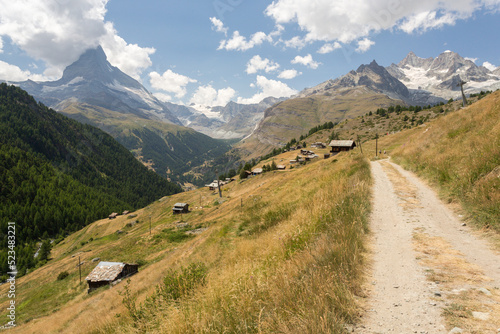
left=387, top=51, right=500, bottom=100
left=3, top=47, right=499, bottom=174
left=236, top=51, right=500, bottom=157
left=5, top=47, right=236, bottom=186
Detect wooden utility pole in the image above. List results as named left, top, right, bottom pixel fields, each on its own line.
left=215, top=170, right=222, bottom=198
left=149, top=215, right=152, bottom=236
left=78, top=256, right=82, bottom=283
left=357, top=135, right=363, bottom=155
left=457, top=80, right=467, bottom=107
left=375, top=133, right=379, bottom=157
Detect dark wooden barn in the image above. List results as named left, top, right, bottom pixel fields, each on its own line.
left=172, top=203, right=189, bottom=214
left=86, top=261, right=138, bottom=293
left=328, top=140, right=357, bottom=154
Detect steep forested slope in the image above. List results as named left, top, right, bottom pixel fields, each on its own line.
left=0, top=84, right=181, bottom=276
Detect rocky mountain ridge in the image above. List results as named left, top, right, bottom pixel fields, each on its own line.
left=10, top=46, right=181, bottom=125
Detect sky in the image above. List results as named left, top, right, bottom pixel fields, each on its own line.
left=0, top=0, right=499, bottom=107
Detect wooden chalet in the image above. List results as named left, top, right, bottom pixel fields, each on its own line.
left=277, top=165, right=286, bottom=170
left=328, top=140, right=357, bottom=154
left=108, top=212, right=118, bottom=219
left=173, top=203, right=189, bottom=214
left=86, top=261, right=138, bottom=293
left=206, top=181, right=219, bottom=191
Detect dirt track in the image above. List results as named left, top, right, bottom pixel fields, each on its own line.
left=356, top=159, right=500, bottom=333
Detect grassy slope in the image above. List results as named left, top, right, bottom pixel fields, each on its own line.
left=236, top=87, right=403, bottom=159
left=375, top=90, right=500, bottom=230
left=0, top=147, right=371, bottom=333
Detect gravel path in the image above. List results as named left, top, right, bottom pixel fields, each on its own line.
left=356, top=159, right=500, bottom=333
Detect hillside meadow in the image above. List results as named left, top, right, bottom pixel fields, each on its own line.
left=1, top=147, right=372, bottom=333
left=375, top=90, right=500, bottom=231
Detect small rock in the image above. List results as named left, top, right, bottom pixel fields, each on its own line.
left=448, top=327, right=463, bottom=334
left=92, top=257, right=100, bottom=262
left=472, top=311, right=490, bottom=320
left=478, top=287, right=492, bottom=296
left=434, top=291, right=442, bottom=297
left=116, top=230, right=124, bottom=234
left=461, top=223, right=467, bottom=227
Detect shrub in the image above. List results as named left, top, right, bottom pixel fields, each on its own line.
left=57, top=271, right=69, bottom=280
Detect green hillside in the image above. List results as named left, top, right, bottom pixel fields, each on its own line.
left=59, top=102, right=232, bottom=186
left=0, top=84, right=181, bottom=277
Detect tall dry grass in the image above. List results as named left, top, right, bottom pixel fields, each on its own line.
left=387, top=90, right=500, bottom=230
left=96, top=154, right=371, bottom=334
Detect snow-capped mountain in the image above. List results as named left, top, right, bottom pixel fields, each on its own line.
left=387, top=51, right=500, bottom=100
left=8, top=46, right=181, bottom=125
left=166, top=97, right=285, bottom=139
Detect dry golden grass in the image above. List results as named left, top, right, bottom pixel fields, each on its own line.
left=412, top=230, right=500, bottom=333
left=367, top=91, right=500, bottom=233
left=108, top=153, right=371, bottom=334
left=379, top=161, right=421, bottom=211
left=0, top=149, right=371, bottom=333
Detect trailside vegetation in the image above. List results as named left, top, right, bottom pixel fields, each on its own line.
left=386, top=90, right=500, bottom=231
left=0, top=84, right=182, bottom=278
left=107, top=153, right=371, bottom=333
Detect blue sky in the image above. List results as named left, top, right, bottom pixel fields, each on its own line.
left=0, top=0, right=499, bottom=106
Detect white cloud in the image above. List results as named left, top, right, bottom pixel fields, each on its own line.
left=0, top=60, right=49, bottom=82
left=189, top=85, right=236, bottom=107
left=237, top=75, right=297, bottom=104
left=0, top=37, right=3, bottom=53
left=0, top=0, right=155, bottom=79
left=100, top=23, right=155, bottom=80
left=483, top=61, right=498, bottom=71
left=356, top=38, right=375, bottom=53
left=210, top=17, right=228, bottom=36
left=149, top=69, right=197, bottom=99
left=291, top=54, right=321, bottom=69
left=278, top=69, right=301, bottom=79
left=465, top=57, right=478, bottom=63
left=246, top=55, right=280, bottom=74
left=399, top=11, right=457, bottom=33
left=218, top=31, right=272, bottom=51
left=283, top=36, right=308, bottom=49
left=317, top=42, right=341, bottom=54
left=264, top=0, right=500, bottom=44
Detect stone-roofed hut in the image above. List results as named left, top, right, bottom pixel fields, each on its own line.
left=173, top=203, right=189, bottom=214
left=86, top=261, right=138, bottom=293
